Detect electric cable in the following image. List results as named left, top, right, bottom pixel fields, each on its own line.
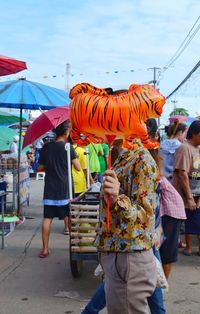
left=158, top=16, right=200, bottom=81
left=166, top=59, right=200, bottom=99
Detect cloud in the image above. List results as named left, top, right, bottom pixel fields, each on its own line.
left=1, top=0, right=199, bottom=118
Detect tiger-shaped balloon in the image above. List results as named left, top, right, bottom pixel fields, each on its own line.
left=69, top=82, right=166, bottom=149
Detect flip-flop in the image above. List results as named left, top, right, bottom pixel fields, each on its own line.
left=63, top=229, right=69, bottom=235
left=183, top=249, right=191, bottom=256
left=38, top=250, right=49, bottom=258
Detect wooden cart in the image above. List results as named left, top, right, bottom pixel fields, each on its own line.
left=69, top=191, right=100, bottom=278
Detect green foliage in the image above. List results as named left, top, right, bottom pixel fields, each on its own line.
left=169, top=108, right=189, bottom=117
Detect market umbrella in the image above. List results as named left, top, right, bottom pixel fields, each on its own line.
left=0, top=55, right=27, bottom=76
left=23, top=106, right=70, bottom=148
left=0, top=110, right=26, bottom=126
left=0, top=78, right=70, bottom=215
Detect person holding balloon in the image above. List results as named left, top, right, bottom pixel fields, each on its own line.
left=69, top=82, right=166, bottom=314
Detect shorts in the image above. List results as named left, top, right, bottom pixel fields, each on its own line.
left=43, top=204, right=70, bottom=220
left=185, top=208, right=200, bottom=234
left=160, top=215, right=182, bottom=264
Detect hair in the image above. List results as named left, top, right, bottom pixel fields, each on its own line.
left=105, top=87, right=113, bottom=94
left=53, top=120, right=70, bottom=138
left=112, top=89, right=128, bottom=95
left=165, top=120, right=186, bottom=138
left=111, top=139, right=123, bottom=165
left=186, top=120, right=200, bottom=139
left=146, top=118, right=158, bottom=138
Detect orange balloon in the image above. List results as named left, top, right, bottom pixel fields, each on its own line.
left=69, top=82, right=166, bottom=149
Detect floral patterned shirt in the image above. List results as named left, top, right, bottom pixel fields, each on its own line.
left=94, top=141, right=159, bottom=252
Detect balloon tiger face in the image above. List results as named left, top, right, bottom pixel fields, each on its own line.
left=69, top=82, right=166, bottom=149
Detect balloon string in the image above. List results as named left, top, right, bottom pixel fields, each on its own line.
left=105, top=135, right=116, bottom=231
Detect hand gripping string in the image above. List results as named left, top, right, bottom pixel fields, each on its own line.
left=105, top=135, right=116, bottom=231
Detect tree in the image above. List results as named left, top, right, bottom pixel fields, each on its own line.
left=169, top=107, right=189, bottom=117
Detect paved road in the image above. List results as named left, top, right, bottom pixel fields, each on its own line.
left=0, top=179, right=200, bottom=314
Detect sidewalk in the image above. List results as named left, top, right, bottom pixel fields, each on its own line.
left=0, top=179, right=101, bottom=314
left=0, top=180, right=43, bottom=282
left=0, top=179, right=200, bottom=313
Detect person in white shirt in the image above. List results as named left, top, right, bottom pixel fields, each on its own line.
left=10, top=135, right=19, bottom=155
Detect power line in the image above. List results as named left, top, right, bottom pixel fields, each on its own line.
left=166, top=59, right=200, bottom=99
left=165, top=16, right=200, bottom=69
left=158, top=16, right=200, bottom=81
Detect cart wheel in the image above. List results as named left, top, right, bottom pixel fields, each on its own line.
left=69, top=240, right=83, bottom=278
left=70, top=258, right=83, bottom=278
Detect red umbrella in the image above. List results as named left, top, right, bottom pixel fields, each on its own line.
left=23, top=106, right=70, bottom=148
left=0, top=55, right=27, bottom=76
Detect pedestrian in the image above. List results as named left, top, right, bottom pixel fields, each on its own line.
left=159, top=175, right=186, bottom=278
left=9, top=135, right=19, bottom=155
left=38, top=120, right=81, bottom=258
left=26, top=151, right=35, bottom=174
left=94, top=138, right=158, bottom=314
left=86, top=143, right=103, bottom=181
left=72, top=143, right=92, bottom=197
left=172, top=120, right=200, bottom=256
left=98, top=143, right=109, bottom=183
left=160, top=120, right=187, bottom=181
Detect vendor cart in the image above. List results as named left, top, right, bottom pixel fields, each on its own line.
left=0, top=156, right=30, bottom=213
left=69, top=191, right=100, bottom=278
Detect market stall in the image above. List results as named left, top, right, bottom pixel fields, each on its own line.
left=0, top=153, right=30, bottom=214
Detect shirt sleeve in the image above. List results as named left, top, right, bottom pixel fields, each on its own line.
left=80, top=149, right=87, bottom=170
left=135, top=151, right=159, bottom=218
left=10, top=143, right=18, bottom=154
left=173, top=144, right=191, bottom=173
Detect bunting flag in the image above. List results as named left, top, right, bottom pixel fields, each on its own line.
left=0, top=67, right=150, bottom=82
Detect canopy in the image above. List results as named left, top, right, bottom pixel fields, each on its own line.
left=0, top=55, right=27, bottom=76
left=0, top=79, right=70, bottom=110
left=0, top=78, right=70, bottom=215
left=0, top=110, right=26, bottom=126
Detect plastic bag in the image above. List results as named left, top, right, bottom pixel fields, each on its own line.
left=94, top=264, right=103, bottom=277
left=90, top=182, right=101, bottom=193
left=155, top=257, right=169, bottom=290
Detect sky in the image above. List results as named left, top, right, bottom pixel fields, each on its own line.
left=0, top=0, right=200, bottom=124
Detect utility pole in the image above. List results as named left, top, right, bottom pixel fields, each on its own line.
left=171, top=99, right=178, bottom=110
left=148, top=67, right=161, bottom=127
left=148, top=67, right=161, bottom=86
left=66, top=63, right=70, bottom=92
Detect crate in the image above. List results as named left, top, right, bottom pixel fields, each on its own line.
left=0, top=215, right=19, bottom=236
left=0, top=221, right=15, bottom=236
left=69, top=192, right=100, bottom=277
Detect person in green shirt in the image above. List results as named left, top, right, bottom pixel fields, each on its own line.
left=98, top=143, right=109, bottom=183
left=86, top=143, right=103, bottom=181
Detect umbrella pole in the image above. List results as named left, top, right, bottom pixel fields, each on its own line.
left=85, top=147, right=90, bottom=189
left=17, top=106, right=22, bottom=217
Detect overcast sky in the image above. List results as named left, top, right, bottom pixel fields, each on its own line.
left=0, top=0, right=200, bottom=121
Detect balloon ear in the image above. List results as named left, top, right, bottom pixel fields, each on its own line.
left=128, top=84, right=140, bottom=92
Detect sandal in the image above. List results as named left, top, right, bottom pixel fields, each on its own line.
left=64, top=229, right=69, bottom=235
left=38, top=250, right=49, bottom=258
left=183, top=249, right=191, bottom=256
left=178, top=241, right=186, bottom=248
